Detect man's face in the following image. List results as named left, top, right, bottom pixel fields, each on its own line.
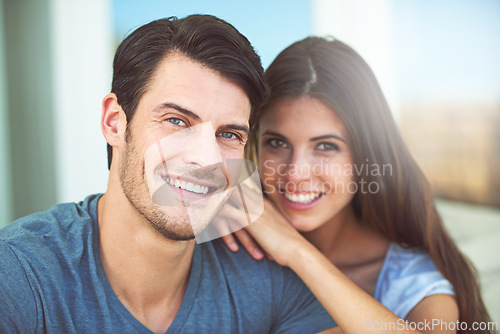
left=119, top=53, right=251, bottom=240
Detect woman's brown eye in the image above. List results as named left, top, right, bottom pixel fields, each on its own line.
left=268, top=138, right=286, bottom=148
left=317, top=142, right=339, bottom=151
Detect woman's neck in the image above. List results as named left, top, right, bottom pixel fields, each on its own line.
left=301, top=204, right=390, bottom=294
left=301, top=205, right=388, bottom=268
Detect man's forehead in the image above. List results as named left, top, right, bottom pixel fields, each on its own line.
left=143, top=53, right=251, bottom=124
left=153, top=52, right=242, bottom=98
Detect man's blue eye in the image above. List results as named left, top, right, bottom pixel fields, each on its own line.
left=221, top=132, right=236, bottom=139
left=167, top=118, right=186, bottom=126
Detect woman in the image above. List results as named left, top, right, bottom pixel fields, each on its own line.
left=222, top=37, right=493, bottom=333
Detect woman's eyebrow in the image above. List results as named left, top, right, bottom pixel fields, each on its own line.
left=262, top=131, right=345, bottom=143
left=262, top=131, right=286, bottom=139
left=310, top=134, right=346, bottom=143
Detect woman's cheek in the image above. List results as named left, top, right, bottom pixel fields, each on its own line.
left=261, top=177, right=277, bottom=196
left=258, top=156, right=278, bottom=196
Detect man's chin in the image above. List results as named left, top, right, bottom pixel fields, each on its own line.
left=147, top=189, right=231, bottom=242
left=164, top=232, right=196, bottom=242
left=149, top=222, right=196, bottom=241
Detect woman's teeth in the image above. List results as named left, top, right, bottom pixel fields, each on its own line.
left=164, top=177, right=209, bottom=194
left=285, top=192, right=322, bottom=204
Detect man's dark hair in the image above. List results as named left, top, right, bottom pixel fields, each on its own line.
left=108, top=14, right=268, bottom=169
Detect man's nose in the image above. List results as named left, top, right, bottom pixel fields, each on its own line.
left=182, top=122, right=223, bottom=168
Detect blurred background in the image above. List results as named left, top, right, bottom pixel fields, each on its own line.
left=1, top=0, right=499, bottom=322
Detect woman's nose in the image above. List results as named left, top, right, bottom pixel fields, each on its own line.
left=284, top=151, right=312, bottom=183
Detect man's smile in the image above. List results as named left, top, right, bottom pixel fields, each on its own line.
left=161, top=175, right=211, bottom=195
left=152, top=164, right=231, bottom=206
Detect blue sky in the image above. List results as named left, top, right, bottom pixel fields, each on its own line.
left=112, top=0, right=312, bottom=69
left=113, top=0, right=500, bottom=103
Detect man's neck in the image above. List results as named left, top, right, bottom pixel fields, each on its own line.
left=97, top=186, right=195, bottom=332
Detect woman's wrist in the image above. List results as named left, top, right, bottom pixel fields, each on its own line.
left=286, top=238, right=323, bottom=272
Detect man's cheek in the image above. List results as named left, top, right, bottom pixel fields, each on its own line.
left=224, top=158, right=246, bottom=188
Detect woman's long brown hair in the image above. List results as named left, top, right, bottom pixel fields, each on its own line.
left=247, top=37, right=494, bottom=333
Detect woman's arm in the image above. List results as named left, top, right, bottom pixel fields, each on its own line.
left=286, top=239, right=458, bottom=334
left=221, top=197, right=458, bottom=334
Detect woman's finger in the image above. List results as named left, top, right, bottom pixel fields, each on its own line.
left=222, top=233, right=239, bottom=252
left=216, top=200, right=248, bottom=232
left=234, top=229, right=264, bottom=260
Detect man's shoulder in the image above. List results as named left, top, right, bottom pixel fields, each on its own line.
left=0, top=194, right=101, bottom=263
left=189, top=239, right=336, bottom=333
left=196, top=238, right=308, bottom=311
left=200, top=238, right=290, bottom=279
left=1, top=194, right=100, bottom=236
left=0, top=194, right=114, bottom=333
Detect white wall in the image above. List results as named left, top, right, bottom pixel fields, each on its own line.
left=2, top=0, right=112, bottom=222
left=51, top=0, right=113, bottom=204
left=0, top=0, right=12, bottom=226
left=4, top=0, right=59, bottom=220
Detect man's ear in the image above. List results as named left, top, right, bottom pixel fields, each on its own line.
left=101, top=93, right=126, bottom=147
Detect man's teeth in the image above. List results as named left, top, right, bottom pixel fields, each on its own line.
left=285, top=192, right=322, bottom=204
left=165, top=177, right=209, bottom=194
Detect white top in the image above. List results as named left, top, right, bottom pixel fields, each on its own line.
left=374, top=243, right=455, bottom=319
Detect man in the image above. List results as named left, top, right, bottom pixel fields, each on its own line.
left=0, top=15, right=335, bottom=333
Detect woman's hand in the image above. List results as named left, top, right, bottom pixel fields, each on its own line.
left=222, top=227, right=267, bottom=260
left=220, top=185, right=307, bottom=267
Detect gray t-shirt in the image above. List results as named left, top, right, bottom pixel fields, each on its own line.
left=0, top=194, right=335, bottom=333
left=374, top=243, right=454, bottom=319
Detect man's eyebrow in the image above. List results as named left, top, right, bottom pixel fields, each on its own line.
left=155, top=103, right=201, bottom=121
left=155, top=102, right=248, bottom=134
left=310, top=134, right=346, bottom=143
left=224, top=124, right=249, bottom=135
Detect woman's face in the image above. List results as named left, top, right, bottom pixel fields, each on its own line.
left=258, top=96, right=356, bottom=232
